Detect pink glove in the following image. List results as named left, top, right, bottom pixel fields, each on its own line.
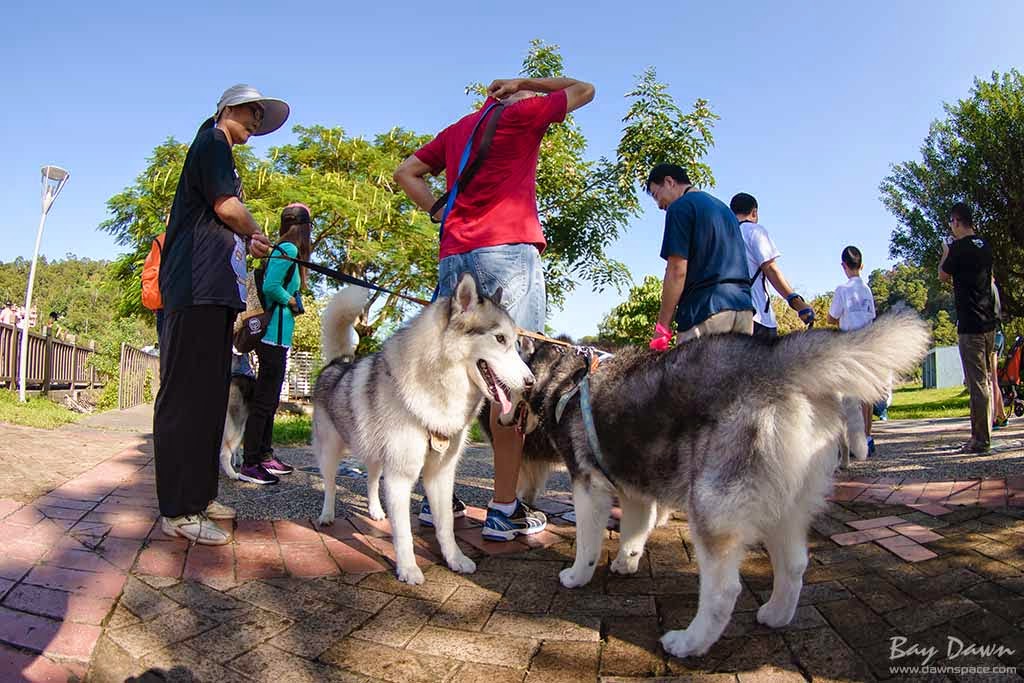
left=649, top=322, right=672, bottom=351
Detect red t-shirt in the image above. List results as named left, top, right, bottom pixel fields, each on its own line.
left=415, top=90, right=568, bottom=259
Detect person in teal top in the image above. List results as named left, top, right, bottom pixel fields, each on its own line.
left=239, top=203, right=311, bottom=485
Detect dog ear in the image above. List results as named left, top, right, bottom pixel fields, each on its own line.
left=518, top=335, right=535, bottom=357
left=455, top=272, right=478, bottom=314
left=492, top=286, right=503, bottom=306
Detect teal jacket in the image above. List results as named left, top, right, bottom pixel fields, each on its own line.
left=262, top=242, right=301, bottom=347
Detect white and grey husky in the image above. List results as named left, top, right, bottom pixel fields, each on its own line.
left=514, top=311, right=929, bottom=659
left=313, top=273, right=534, bottom=585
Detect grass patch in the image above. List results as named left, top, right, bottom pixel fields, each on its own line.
left=887, top=384, right=970, bottom=420
left=273, top=413, right=312, bottom=445
left=0, top=390, right=85, bottom=429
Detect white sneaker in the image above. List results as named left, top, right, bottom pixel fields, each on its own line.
left=205, top=500, right=236, bottom=520
left=161, top=514, right=231, bottom=545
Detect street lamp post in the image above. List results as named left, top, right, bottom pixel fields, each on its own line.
left=18, top=165, right=70, bottom=402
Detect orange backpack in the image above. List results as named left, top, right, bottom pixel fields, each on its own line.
left=141, top=233, right=165, bottom=311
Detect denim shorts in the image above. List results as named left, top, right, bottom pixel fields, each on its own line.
left=436, top=243, right=546, bottom=333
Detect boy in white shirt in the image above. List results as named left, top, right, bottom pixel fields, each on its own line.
left=730, top=193, right=815, bottom=339
left=828, top=245, right=878, bottom=455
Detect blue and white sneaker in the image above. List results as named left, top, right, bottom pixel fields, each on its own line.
left=482, top=500, right=547, bottom=541
left=418, top=495, right=467, bottom=527
left=867, top=437, right=876, bottom=457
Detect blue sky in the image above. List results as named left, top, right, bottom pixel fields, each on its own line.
left=2, top=1, right=1022, bottom=336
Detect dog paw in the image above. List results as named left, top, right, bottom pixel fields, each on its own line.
left=756, top=601, right=794, bottom=628
left=610, top=553, right=641, bottom=575
left=316, top=513, right=335, bottom=528
left=559, top=566, right=592, bottom=589
left=367, top=504, right=386, bottom=521
left=397, top=564, right=425, bottom=585
left=446, top=552, right=476, bottom=574
left=660, top=628, right=705, bottom=659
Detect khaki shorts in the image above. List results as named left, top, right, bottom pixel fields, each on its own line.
left=677, top=310, right=755, bottom=343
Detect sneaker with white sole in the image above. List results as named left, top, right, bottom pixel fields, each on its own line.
left=418, top=495, right=467, bottom=527
left=482, top=500, right=547, bottom=541
left=238, top=464, right=280, bottom=485
left=261, top=456, right=294, bottom=475
left=161, top=514, right=231, bottom=545
left=205, top=500, right=236, bottom=520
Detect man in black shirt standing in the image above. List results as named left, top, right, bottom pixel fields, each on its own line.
left=156, top=85, right=288, bottom=544
left=939, top=202, right=997, bottom=454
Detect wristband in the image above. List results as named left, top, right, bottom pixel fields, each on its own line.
left=786, top=293, right=802, bottom=304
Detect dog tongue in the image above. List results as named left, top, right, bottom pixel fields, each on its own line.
left=494, top=384, right=512, bottom=416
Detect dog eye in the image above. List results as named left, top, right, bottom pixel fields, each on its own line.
left=495, top=334, right=506, bottom=345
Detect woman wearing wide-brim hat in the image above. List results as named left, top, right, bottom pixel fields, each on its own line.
left=154, top=84, right=289, bottom=545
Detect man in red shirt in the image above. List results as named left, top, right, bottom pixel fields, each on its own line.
left=395, top=75, right=595, bottom=540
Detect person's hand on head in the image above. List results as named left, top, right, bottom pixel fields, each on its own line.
left=487, top=79, right=522, bottom=100
left=249, top=232, right=271, bottom=258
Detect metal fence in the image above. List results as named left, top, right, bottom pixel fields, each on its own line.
left=0, top=322, right=99, bottom=393
left=118, top=343, right=160, bottom=410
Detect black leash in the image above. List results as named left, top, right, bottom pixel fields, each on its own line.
left=271, top=253, right=431, bottom=306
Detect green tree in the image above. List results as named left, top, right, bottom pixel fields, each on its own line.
left=881, top=69, right=1024, bottom=315
left=596, top=275, right=663, bottom=345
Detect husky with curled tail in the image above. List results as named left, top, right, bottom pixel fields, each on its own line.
left=515, top=311, right=930, bottom=659
left=313, top=274, right=535, bottom=585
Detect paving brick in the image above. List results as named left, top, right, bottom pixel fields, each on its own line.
left=783, top=627, right=874, bottom=681
left=407, top=625, right=538, bottom=668
left=117, top=576, right=180, bottom=622
left=886, top=594, right=980, bottom=633
left=273, top=519, right=322, bottom=543
left=270, top=576, right=393, bottom=613
left=830, top=527, right=898, bottom=546
left=722, top=605, right=826, bottom=639
left=552, top=592, right=658, bottom=617
left=483, top=611, right=600, bottom=642
left=322, top=637, right=460, bottom=683
left=889, top=523, right=945, bottom=544
left=5, top=540, right=48, bottom=563
left=224, top=643, right=366, bottom=682
left=163, top=580, right=252, bottom=623
left=456, top=528, right=530, bottom=555
left=234, top=519, right=276, bottom=543
left=429, top=586, right=499, bottom=632
left=448, top=662, right=525, bottom=683
left=876, top=537, right=938, bottom=562
left=44, top=621, right=101, bottom=662
left=962, top=581, right=1024, bottom=622
left=496, top=575, right=556, bottom=613
left=41, top=547, right=120, bottom=574
left=847, top=515, right=908, bottom=530
left=228, top=580, right=330, bottom=621
left=281, top=541, right=341, bottom=577
left=134, top=540, right=186, bottom=578
left=140, top=642, right=249, bottom=683
left=236, top=542, right=287, bottom=580
left=357, top=571, right=458, bottom=603
left=353, top=596, right=438, bottom=647
left=185, top=606, right=292, bottom=661
left=104, top=607, right=217, bottom=658
left=22, top=565, right=126, bottom=598
left=599, top=617, right=663, bottom=677
left=95, top=536, right=144, bottom=571
left=324, top=537, right=390, bottom=574
left=273, top=604, right=374, bottom=659
left=0, top=605, right=60, bottom=652
left=183, top=543, right=235, bottom=584
left=2, top=583, right=114, bottom=625
left=815, top=597, right=898, bottom=646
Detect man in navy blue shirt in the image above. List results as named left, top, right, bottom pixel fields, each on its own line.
left=646, top=164, right=754, bottom=350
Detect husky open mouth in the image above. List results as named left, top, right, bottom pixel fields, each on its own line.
left=477, top=360, right=512, bottom=415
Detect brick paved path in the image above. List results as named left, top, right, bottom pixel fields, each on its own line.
left=0, top=412, right=1021, bottom=682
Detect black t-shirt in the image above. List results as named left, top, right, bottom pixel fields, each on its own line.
left=941, top=234, right=996, bottom=334
left=159, top=125, right=247, bottom=313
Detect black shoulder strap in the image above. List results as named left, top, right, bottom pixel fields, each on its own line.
left=738, top=220, right=770, bottom=313
left=154, top=237, right=163, bottom=255
left=429, top=104, right=506, bottom=218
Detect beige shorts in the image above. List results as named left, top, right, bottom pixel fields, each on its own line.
left=677, top=309, right=755, bottom=344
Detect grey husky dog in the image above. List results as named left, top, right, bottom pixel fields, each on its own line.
left=313, top=273, right=535, bottom=585
left=514, top=311, right=929, bottom=658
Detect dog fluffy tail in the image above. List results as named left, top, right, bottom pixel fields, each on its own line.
left=777, top=309, right=930, bottom=404
left=321, top=286, right=369, bottom=362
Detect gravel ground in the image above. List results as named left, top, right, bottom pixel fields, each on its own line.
left=218, top=415, right=1023, bottom=520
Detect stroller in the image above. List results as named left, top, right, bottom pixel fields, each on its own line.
left=997, top=334, right=1024, bottom=417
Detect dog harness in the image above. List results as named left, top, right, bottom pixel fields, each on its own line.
left=554, top=348, right=618, bottom=487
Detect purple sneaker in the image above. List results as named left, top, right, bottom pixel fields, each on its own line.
left=238, top=464, right=280, bottom=485
left=261, top=456, right=294, bottom=476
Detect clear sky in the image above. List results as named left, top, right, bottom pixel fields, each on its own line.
left=3, top=1, right=1022, bottom=336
